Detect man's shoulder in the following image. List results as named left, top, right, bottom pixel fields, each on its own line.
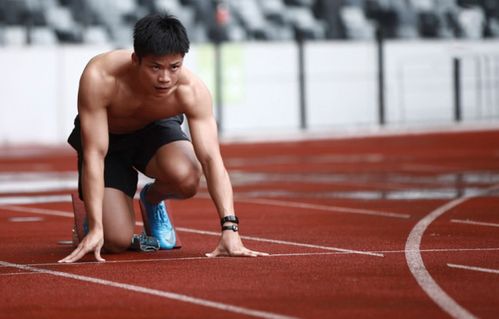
left=177, top=69, right=210, bottom=105
left=88, top=49, right=131, bottom=65
left=79, top=50, right=131, bottom=103
left=81, top=50, right=131, bottom=89
left=180, top=68, right=211, bottom=96
left=83, top=50, right=130, bottom=80
left=175, top=68, right=212, bottom=118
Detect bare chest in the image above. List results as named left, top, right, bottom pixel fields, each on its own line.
left=106, top=94, right=182, bottom=133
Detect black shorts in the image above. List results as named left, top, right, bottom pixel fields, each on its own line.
left=68, top=115, right=190, bottom=199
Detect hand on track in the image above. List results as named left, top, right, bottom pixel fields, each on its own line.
left=205, top=231, right=269, bottom=258
left=58, top=230, right=105, bottom=263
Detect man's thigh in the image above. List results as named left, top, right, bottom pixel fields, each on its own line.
left=133, top=115, right=193, bottom=179
left=143, top=140, right=200, bottom=180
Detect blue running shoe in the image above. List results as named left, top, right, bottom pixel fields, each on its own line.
left=139, top=183, right=177, bottom=249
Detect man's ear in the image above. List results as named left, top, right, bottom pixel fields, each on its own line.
left=131, top=52, right=140, bottom=65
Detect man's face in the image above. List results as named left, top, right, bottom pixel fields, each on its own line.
left=134, top=53, right=184, bottom=96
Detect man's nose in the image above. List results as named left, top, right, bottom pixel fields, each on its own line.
left=158, top=71, right=170, bottom=83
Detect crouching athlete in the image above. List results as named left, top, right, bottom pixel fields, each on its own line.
left=59, top=13, right=268, bottom=263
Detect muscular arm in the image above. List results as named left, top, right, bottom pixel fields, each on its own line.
left=186, top=87, right=233, bottom=219
left=59, top=63, right=111, bottom=263
left=184, top=80, right=267, bottom=258
left=79, top=73, right=109, bottom=236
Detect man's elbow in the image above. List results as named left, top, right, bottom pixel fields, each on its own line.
left=83, top=148, right=107, bottom=166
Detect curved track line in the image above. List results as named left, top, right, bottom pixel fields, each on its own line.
left=405, top=197, right=476, bottom=319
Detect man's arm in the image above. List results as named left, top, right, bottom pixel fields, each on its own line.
left=185, top=81, right=268, bottom=257
left=59, top=64, right=111, bottom=263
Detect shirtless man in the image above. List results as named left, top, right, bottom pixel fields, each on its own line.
left=58, top=13, right=267, bottom=263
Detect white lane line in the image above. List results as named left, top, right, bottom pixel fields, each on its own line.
left=450, top=219, right=499, bottom=228
left=1, top=205, right=383, bottom=258
left=0, top=193, right=409, bottom=219
left=0, top=253, right=351, bottom=269
left=233, top=197, right=410, bottom=219
left=405, top=196, right=477, bottom=319
left=401, top=164, right=464, bottom=172
left=2, top=248, right=499, bottom=271
left=0, top=256, right=223, bottom=269
left=0, top=179, right=76, bottom=193
left=226, top=153, right=384, bottom=166
left=447, top=263, right=499, bottom=275
left=388, top=247, right=499, bottom=254
left=8, top=216, right=44, bottom=222
left=0, top=260, right=297, bottom=319
left=0, top=195, right=71, bottom=205
left=175, top=227, right=383, bottom=257
left=1, top=205, right=73, bottom=218
left=0, top=271, right=40, bottom=276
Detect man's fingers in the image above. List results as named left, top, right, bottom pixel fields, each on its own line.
left=58, top=247, right=86, bottom=263
left=58, top=245, right=83, bottom=263
left=58, top=240, right=106, bottom=263
left=94, top=248, right=106, bottom=262
left=94, top=246, right=106, bottom=261
left=205, top=245, right=270, bottom=258
left=252, top=250, right=270, bottom=257
left=205, top=247, right=227, bottom=258
left=236, top=248, right=270, bottom=258
left=239, top=249, right=259, bottom=257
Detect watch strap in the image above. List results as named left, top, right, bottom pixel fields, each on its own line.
left=222, top=224, right=239, bottom=232
left=220, top=215, right=239, bottom=226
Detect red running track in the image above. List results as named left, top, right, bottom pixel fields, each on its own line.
left=0, top=129, right=498, bottom=318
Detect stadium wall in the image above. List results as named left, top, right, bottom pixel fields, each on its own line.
left=0, top=40, right=498, bottom=145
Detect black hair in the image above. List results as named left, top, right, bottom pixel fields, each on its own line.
left=133, top=12, right=190, bottom=59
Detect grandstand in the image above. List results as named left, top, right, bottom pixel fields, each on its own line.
left=0, top=0, right=497, bottom=46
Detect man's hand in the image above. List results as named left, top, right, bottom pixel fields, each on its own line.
left=205, top=231, right=269, bottom=258
left=58, top=229, right=106, bottom=263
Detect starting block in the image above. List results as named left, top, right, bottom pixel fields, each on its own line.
left=70, top=193, right=181, bottom=249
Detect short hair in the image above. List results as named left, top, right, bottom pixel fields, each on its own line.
left=133, top=13, right=190, bottom=59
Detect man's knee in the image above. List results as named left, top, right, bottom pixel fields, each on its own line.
left=176, top=164, right=201, bottom=198
left=153, top=158, right=202, bottom=199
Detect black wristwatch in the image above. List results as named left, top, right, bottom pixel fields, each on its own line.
left=222, top=224, right=239, bottom=232
left=221, top=215, right=239, bottom=232
left=220, top=215, right=239, bottom=226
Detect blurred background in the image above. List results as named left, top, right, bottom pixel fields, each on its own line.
left=0, top=0, right=498, bottom=144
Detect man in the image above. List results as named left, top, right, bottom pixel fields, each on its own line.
left=58, top=13, right=268, bottom=263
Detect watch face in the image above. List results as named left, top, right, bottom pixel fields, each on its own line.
left=232, top=225, right=239, bottom=231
